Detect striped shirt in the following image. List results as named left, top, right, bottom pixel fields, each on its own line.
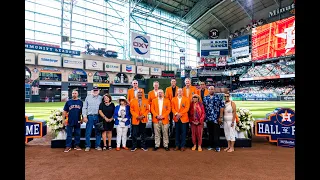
left=82, top=94, right=102, bottom=117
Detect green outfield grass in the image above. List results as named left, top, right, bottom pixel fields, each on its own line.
left=25, top=101, right=295, bottom=121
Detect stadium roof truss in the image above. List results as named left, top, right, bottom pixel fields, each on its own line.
left=140, top=0, right=278, bottom=40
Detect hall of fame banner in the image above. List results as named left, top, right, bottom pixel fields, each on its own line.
left=255, top=108, right=295, bottom=148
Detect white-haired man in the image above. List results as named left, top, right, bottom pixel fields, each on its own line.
left=82, top=86, right=103, bottom=151
left=148, top=81, right=160, bottom=138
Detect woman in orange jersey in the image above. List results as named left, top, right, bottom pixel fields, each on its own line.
left=189, top=94, right=206, bottom=151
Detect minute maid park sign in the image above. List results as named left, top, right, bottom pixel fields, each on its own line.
left=255, top=108, right=295, bottom=148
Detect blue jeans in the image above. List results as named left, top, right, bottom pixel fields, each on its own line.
left=66, top=124, right=81, bottom=148
left=85, top=115, right=101, bottom=148
left=175, top=120, right=187, bottom=148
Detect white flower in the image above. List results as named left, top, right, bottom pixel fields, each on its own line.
left=235, top=126, right=240, bottom=131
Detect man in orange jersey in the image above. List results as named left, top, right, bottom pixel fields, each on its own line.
left=182, top=78, right=199, bottom=138
left=198, top=81, right=209, bottom=102
left=182, top=78, right=199, bottom=101
left=130, top=89, right=149, bottom=152
left=151, top=89, right=171, bottom=151
left=127, top=80, right=145, bottom=138
left=148, top=81, right=160, bottom=138
left=127, top=80, right=145, bottom=103
left=165, top=78, right=179, bottom=137
left=171, top=88, right=190, bottom=151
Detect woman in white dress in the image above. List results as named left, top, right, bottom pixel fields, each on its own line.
left=222, top=92, right=237, bottom=152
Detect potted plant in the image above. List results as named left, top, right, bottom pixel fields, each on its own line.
left=48, top=109, right=66, bottom=139
left=235, top=108, right=255, bottom=139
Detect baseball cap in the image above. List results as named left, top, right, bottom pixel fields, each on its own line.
left=93, top=86, right=99, bottom=91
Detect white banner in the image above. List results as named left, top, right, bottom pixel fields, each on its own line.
left=114, top=87, right=128, bottom=94
left=37, top=54, right=61, bottom=67
left=63, top=57, right=84, bottom=69
left=39, top=81, right=62, bottom=86
left=150, top=67, right=161, bottom=76
left=200, top=39, right=228, bottom=50
left=131, top=32, right=150, bottom=58
left=232, top=46, right=250, bottom=57
left=85, top=60, right=103, bottom=71
left=25, top=52, right=35, bottom=65
left=121, top=64, right=136, bottom=73
left=105, top=62, right=120, bottom=72
left=137, top=66, right=149, bottom=75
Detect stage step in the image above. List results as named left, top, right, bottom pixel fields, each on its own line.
left=51, top=137, right=251, bottom=148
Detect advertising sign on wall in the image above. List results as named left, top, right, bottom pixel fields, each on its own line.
left=200, top=39, right=228, bottom=57
left=255, top=108, right=295, bottom=148
left=150, top=67, right=161, bottom=76
left=216, top=56, right=227, bottom=66
left=85, top=60, right=103, bottom=71
left=63, top=57, right=84, bottom=69
left=37, top=54, right=62, bottom=67
left=105, top=62, right=120, bottom=72
left=232, top=46, right=250, bottom=57
left=114, top=87, right=128, bottom=94
left=252, top=16, right=295, bottom=61
left=121, top=64, right=136, bottom=74
left=131, top=32, right=150, bottom=58
left=136, top=66, right=149, bottom=75
left=61, top=91, right=69, bottom=102
left=231, top=35, right=249, bottom=49
left=25, top=43, right=80, bottom=56
left=25, top=52, right=36, bottom=65
left=39, top=81, right=62, bottom=86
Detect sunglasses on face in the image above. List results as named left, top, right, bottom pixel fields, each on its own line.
left=225, top=96, right=230, bottom=97
left=133, top=83, right=137, bottom=84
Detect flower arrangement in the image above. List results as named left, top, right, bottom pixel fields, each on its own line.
left=235, top=107, right=255, bottom=138
left=47, top=109, right=66, bottom=136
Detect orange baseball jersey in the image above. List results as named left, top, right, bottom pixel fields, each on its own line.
left=148, top=90, right=158, bottom=106
left=129, top=98, right=149, bottom=125
left=182, top=85, right=199, bottom=101
left=165, top=86, right=179, bottom=101
left=151, top=98, right=171, bottom=125
left=198, top=88, right=209, bottom=102
left=127, top=88, right=145, bottom=103
left=171, top=96, right=190, bottom=123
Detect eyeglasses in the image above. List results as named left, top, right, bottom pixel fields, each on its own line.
left=224, top=96, right=230, bottom=97
left=133, top=83, right=137, bottom=84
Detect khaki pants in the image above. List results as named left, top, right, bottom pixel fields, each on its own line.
left=153, top=121, right=169, bottom=148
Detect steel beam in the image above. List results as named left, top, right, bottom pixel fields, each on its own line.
left=234, top=0, right=252, bottom=20
left=186, top=0, right=226, bottom=31
left=210, top=13, right=229, bottom=32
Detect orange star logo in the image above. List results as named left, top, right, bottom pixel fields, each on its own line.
left=279, top=110, right=294, bottom=122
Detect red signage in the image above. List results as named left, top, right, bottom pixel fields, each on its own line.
left=251, top=16, right=295, bottom=61
left=25, top=41, right=60, bottom=48
left=161, top=71, right=175, bottom=77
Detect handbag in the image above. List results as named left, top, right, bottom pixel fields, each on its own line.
left=95, top=121, right=104, bottom=131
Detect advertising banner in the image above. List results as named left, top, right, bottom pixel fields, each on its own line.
left=255, top=108, right=295, bottom=148
left=131, top=32, right=150, bottom=58
left=216, top=56, right=227, bottom=66
left=200, top=39, right=228, bottom=57
left=25, top=43, right=80, bottom=56
left=190, top=69, right=197, bottom=78
left=114, top=87, right=128, bottom=94
left=137, top=66, right=150, bottom=75
left=121, top=64, right=136, bottom=74
left=25, top=52, right=36, bottom=65
left=63, top=57, right=84, bottom=69
left=252, top=16, right=295, bottom=61
left=37, top=54, right=61, bottom=67
left=150, top=67, right=161, bottom=76
left=280, top=95, right=295, bottom=101
left=85, top=60, right=103, bottom=71
left=39, top=81, right=62, bottom=86
left=105, top=62, right=120, bottom=72
left=232, top=46, right=250, bottom=57
left=231, top=35, right=249, bottom=49
left=61, top=91, right=69, bottom=102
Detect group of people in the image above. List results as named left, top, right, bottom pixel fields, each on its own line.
left=62, top=78, right=237, bottom=153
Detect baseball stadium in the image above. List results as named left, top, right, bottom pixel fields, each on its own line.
left=25, top=0, right=295, bottom=179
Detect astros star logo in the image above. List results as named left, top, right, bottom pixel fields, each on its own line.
left=279, top=110, right=294, bottom=122
left=275, top=21, right=295, bottom=54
